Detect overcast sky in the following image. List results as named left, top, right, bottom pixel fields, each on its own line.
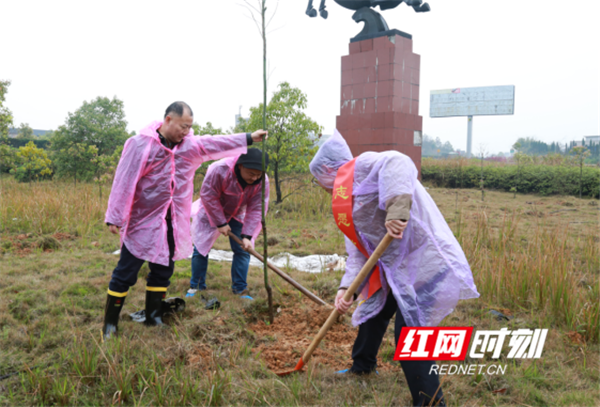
left=2, top=0, right=599, bottom=154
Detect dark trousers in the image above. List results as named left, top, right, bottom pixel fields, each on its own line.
left=351, top=292, right=444, bottom=407
left=108, top=219, right=175, bottom=293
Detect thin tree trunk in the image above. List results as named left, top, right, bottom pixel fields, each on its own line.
left=274, top=163, right=282, bottom=203
left=260, top=0, right=274, bottom=324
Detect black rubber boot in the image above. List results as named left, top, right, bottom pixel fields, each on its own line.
left=102, top=293, right=126, bottom=339
left=144, top=290, right=165, bottom=326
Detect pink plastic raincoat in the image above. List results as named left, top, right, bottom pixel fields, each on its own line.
left=310, top=130, right=479, bottom=327
left=105, top=121, right=248, bottom=266
left=191, top=155, right=269, bottom=256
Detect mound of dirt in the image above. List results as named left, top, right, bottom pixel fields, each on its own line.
left=248, top=300, right=401, bottom=374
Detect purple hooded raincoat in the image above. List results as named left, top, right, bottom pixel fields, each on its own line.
left=310, top=130, right=479, bottom=327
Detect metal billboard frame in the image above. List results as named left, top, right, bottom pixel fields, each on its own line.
left=429, top=85, right=515, bottom=157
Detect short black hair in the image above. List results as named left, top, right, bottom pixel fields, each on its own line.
left=164, top=101, right=193, bottom=119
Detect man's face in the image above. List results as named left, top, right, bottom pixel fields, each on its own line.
left=162, top=110, right=193, bottom=144
left=239, top=165, right=263, bottom=184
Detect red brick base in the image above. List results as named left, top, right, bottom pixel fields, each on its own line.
left=337, top=34, right=423, bottom=174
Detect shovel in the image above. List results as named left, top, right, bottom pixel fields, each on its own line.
left=228, top=232, right=329, bottom=307
left=276, top=233, right=394, bottom=376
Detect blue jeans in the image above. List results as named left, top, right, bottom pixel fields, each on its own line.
left=190, top=218, right=251, bottom=294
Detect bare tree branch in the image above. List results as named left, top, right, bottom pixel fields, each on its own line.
left=266, top=24, right=286, bottom=36
left=239, top=1, right=264, bottom=36
left=240, top=0, right=260, bottom=14
left=280, top=183, right=310, bottom=202
left=266, top=0, right=280, bottom=28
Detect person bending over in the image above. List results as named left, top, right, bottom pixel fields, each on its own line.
left=310, top=130, right=479, bottom=407
left=187, top=148, right=269, bottom=300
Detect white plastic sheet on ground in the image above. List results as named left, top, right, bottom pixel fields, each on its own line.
left=111, top=249, right=346, bottom=274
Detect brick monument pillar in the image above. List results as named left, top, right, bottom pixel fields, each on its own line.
left=336, top=32, right=422, bottom=175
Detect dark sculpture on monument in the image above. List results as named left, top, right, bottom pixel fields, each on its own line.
left=306, top=0, right=429, bottom=172
left=306, top=0, right=430, bottom=42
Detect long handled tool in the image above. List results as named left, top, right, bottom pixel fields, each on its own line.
left=228, top=232, right=329, bottom=307
left=276, top=233, right=394, bottom=376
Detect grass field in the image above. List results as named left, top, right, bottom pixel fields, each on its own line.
left=0, top=175, right=598, bottom=406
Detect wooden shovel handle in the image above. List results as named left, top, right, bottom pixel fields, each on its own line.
left=228, top=232, right=330, bottom=307
left=300, top=234, right=394, bottom=366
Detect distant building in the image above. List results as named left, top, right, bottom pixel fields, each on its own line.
left=234, top=106, right=248, bottom=129
left=584, top=135, right=600, bottom=145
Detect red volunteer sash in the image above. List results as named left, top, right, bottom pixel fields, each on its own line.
left=331, top=158, right=381, bottom=300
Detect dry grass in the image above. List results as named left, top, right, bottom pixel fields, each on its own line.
left=0, top=175, right=598, bottom=406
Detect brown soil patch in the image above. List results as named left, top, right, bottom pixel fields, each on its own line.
left=187, top=342, right=213, bottom=367
left=566, top=331, right=585, bottom=345
left=12, top=244, right=32, bottom=256
left=3, top=236, right=34, bottom=256
left=248, top=300, right=401, bottom=374
left=52, top=233, right=74, bottom=241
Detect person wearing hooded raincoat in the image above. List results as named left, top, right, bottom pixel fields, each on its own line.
left=101, top=102, right=267, bottom=339
left=187, top=148, right=270, bottom=300
left=310, top=130, right=479, bottom=407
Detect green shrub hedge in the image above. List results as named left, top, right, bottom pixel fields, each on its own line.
left=421, top=164, right=600, bottom=198
left=7, top=139, right=50, bottom=149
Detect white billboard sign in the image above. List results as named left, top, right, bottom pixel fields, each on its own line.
left=430, top=85, right=515, bottom=118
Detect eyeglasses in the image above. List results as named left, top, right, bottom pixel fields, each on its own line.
left=311, top=179, right=320, bottom=187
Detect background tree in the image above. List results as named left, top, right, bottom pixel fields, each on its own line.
left=192, top=121, right=223, bottom=136
left=422, top=134, right=455, bottom=157
left=247, top=82, right=322, bottom=203
left=58, top=143, right=99, bottom=187
left=512, top=137, right=551, bottom=156
left=0, top=144, right=16, bottom=174
left=91, top=145, right=123, bottom=199
left=0, top=80, right=14, bottom=182
left=11, top=141, right=52, bottom=182
left=585, top=142, right=599, bottom=165
left=16, top=123, right=34, bottom=140
left=191, top=122, right=225, bottom=177
left=0, top=80, right=12, bottom=141
left=230, top=116, right=250, bottom=134
left=38, top=130, right=54, bottom=141
left=51, top=96, right=129, bottom=184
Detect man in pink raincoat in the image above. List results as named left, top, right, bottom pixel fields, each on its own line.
left=187, top=148, right=269, bottom=300
left=310, top=130, right=479, bottom=407
left=102, top=101, right=267, bottom=339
